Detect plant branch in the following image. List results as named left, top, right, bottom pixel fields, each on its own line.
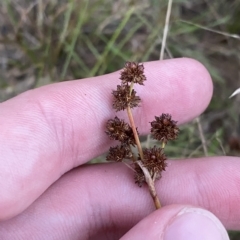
left=127, top=106, right=144, bottom=160
left=137, top=161, right=161, bottom=209
left=127, top=82, right=161, bottom=209
left=127, top=82, right=144, bottom=160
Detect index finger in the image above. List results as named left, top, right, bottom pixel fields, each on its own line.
left=0, top=58, right=213, bottom=220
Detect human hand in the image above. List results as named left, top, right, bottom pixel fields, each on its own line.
left=0, top=58, right=236, bottom=239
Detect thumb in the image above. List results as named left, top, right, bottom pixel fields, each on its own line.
left=121, top=205, right=229, bottom=240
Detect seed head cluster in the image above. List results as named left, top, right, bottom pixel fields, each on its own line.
left=134, top=146, right=167, bottom=187
left=112, top=84, right=141, bottom=111
left=105, top=62, right=179, bottom=187
left=150, top=114, right=179, bottom=144
left=120, top=62, right=146, bottom=85
left=106, top=145, right=133, bottom=162
left=106, top=116, right=137, bottom=146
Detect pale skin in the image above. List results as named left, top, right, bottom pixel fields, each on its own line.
left=0, top=58, right=238, bottom=239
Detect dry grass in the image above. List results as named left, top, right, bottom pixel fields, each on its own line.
left=1, top=0, right=240, bottom=159
left=0, top=1, right=240, bottom=236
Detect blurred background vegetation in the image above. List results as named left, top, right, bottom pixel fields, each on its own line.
left=0, top=0, right=240, bottom=238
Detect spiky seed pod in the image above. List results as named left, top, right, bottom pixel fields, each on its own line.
left=106, top=144, right=133, bottom=162
left=120, top=62, right=146, bottom=85
left=142, top=146, right=167, bottom=179
left=134, top=163, right=145, bottom=187
left=112, top=84, right=141, bottom=111
left=150, top=114, right=179, bottom=144
left=105, top=116, right=137, bottom=145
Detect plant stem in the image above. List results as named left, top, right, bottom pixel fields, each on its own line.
left=129, top=82, right=134, bottom=94
left=127, top=83, right=161, bottom=210
left=127, top=106, right=144, bottom=160
left=127, top=82, right=144, bottom=160
left=160, top=0, right=173, bottom=60
left=137, top=161, right=161, bottom=209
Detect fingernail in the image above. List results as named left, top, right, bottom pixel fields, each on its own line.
left=163, top=207, right=229, bottom=240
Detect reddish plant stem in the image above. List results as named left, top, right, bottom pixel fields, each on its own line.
left=127, top=82, right=161, bottom=210
left=127, top=106, right=144, bottom=160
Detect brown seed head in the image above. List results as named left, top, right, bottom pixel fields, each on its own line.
left=120, top=62, right=146, bottom=85
left=112, top=84, right=141, bottom=111
left=134, top=163, right=145, bottom=187
left=142, top=146, right=167, bottom=179
left=150, top=114, right=179, bottom=144
left=105, top=116, right=137, bottom=145
left=106, top=144, right=133, bottom=162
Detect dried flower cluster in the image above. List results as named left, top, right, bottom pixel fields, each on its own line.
left=150, top=114, right=179, bottom=145
left=106, top=116, right=136, bottom=145
left=105, top=62, right=179, bottom=209
left=112, top=84, right=141, bottom=111
left=120, top=62, right=146, bottom=85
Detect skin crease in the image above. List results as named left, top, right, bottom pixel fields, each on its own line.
left=0, top=58, right=236, bottom=239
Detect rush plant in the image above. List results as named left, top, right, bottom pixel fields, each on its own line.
left=105, top=62, right=179, bottom=209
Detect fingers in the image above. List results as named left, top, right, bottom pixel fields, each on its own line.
left=121, top=205, right=229, bottom=240
left=0, top=156, right=239, bottom=239
left=0, top=58, right=213, bottom=220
